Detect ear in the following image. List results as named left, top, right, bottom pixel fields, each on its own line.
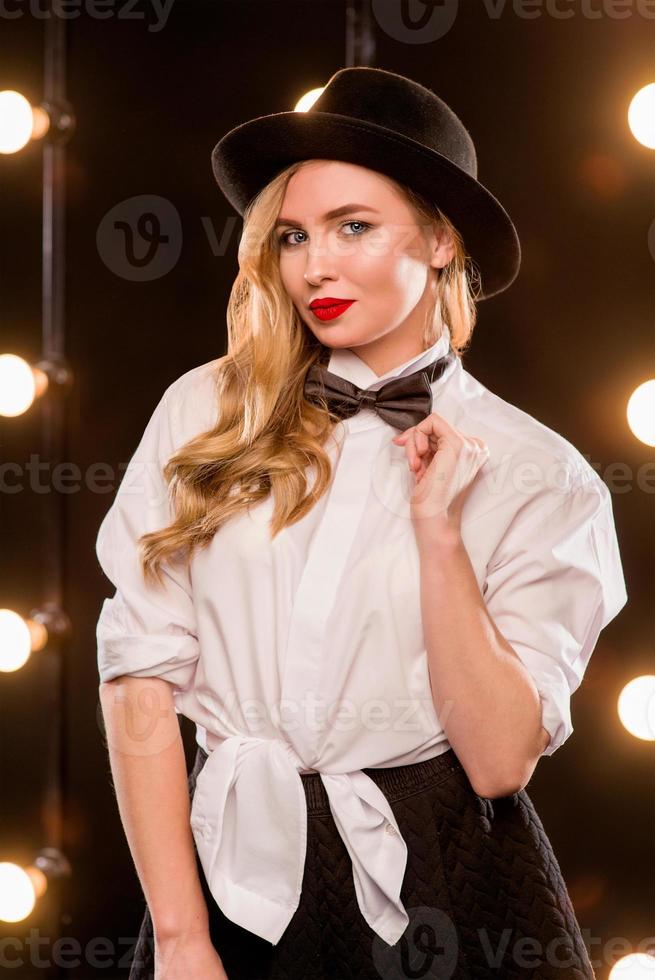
left=431, top=225, right=456, bottom=269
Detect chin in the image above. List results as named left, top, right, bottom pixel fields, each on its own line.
left=307, top=324, right=357, bottom=347
left=321, top=334, right=358, bottom=347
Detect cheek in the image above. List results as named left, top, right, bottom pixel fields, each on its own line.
left=358, top=252, right=426, bottom=308
left=390, top=255, right=429, bottom=303
left=278, top=252, right=301, bottom=295
left=351, top=246, right=404, bottom=290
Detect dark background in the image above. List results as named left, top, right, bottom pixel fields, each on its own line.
left=1, top=1, right=654, bottom=976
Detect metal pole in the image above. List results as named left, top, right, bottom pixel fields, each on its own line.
left=40, top=5, right=68, bottom=956
left=345, top=0, right=377, bottom=68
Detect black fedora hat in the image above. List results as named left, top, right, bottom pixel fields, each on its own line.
left=211, top=66, right=521, bottom=300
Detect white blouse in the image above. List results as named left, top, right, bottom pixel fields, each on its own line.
left=95, top=325, right=627, bottom=947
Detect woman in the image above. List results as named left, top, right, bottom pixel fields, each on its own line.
left=96, top=67, right=627, bottom=979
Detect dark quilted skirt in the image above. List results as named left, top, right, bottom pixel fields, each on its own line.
left=129, top=744, right=595, bottom=980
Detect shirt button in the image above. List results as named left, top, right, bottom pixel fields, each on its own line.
left=384, top=821, right=397, bottom=836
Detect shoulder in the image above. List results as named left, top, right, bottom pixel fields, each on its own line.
left=441, top=363, right=627, bottom=618
left=440, top=357, right=602, bottom=497
left=160, top=356, right=225, bottom=445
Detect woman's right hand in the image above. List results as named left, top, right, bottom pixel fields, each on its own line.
left=154, top=930, right=229, bottom=979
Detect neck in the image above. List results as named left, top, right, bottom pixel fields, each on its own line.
left=345, top=325, right=443, bottom=378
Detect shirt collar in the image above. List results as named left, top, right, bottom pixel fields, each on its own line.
left=326, top=324, right=452, bottom=391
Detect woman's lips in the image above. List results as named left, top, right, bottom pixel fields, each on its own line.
left=310, top=300, right=356, bottom=322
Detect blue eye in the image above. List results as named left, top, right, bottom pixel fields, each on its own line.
left=277, top=220, right=371, bottom=248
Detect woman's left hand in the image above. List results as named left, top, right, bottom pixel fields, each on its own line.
left=392, top=412, right=490, bottom=545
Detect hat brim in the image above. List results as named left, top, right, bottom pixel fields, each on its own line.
left=211, top=111, right=521, bottom=300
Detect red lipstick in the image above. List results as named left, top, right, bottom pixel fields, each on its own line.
left=309, top=298, right=356, bottom=322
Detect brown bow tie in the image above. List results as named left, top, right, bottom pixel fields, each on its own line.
left=304, top=351, right=454, bottom=431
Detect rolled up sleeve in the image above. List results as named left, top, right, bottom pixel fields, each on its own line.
left=483, top=471, right=628, bottom=757
left=95, top=386, right=200, bottom=691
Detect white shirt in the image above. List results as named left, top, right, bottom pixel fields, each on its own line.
left=95, top=325, right=627, bottom=947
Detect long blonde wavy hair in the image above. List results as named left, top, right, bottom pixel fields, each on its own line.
left=139, top=159, right=481, bottom=587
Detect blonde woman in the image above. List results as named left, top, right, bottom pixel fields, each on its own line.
left=97, top=67, right=627, bottom=980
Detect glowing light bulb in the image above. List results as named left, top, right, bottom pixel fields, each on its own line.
left=0, top=610, right=33, bottom=672
left=626, top=379, right=655, bottom=447
left=0, top=864, right=36, bottom=922
left=617, top=675, right=655, bottom=742
left=0, top=354, right=38, bottom=417
left=628, top=83, right=655, bottom=149
left=294, top=87, right=324, bottom=112
left=609, top=952, right=655, bottom=978
left=0, top=91, right=34, bottom=154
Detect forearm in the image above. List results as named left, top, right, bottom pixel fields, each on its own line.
left=418, top=527, right=546, bottom=797
left=98, top=676, right=209, bottom=941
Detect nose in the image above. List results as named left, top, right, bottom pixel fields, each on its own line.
left=304, top=268, right=335, bottom=286
left=303, top=231, right=338, bottom=285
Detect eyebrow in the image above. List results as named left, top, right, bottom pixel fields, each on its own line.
left=274, top=203, right=380, bottom=229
